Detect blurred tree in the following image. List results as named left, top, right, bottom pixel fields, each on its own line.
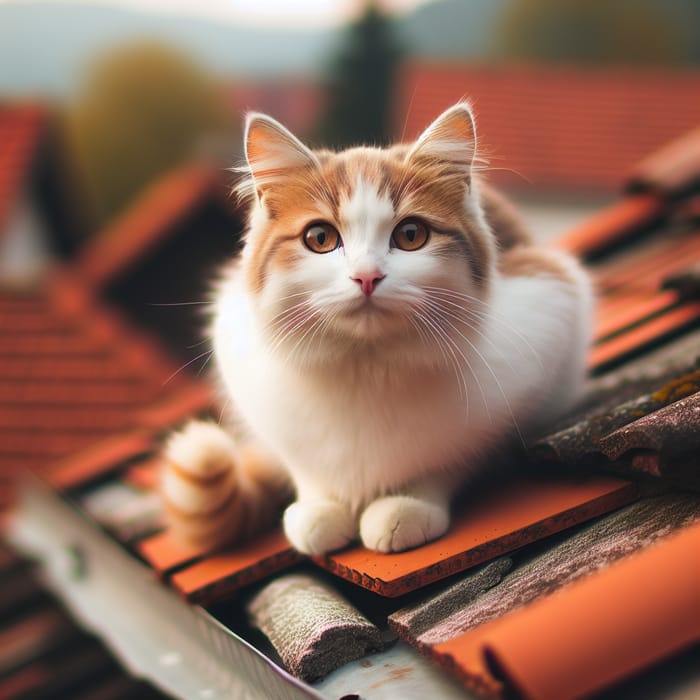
left=496, top=0, right=682, bottom=65
left=65, top=41, right=231, bottom=224
left=318, top=2, right=402, bottom=149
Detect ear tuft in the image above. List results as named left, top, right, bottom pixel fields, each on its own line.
left=407, top=101, right=477, bottom=170
left=244, top=113, right=318, bottom=191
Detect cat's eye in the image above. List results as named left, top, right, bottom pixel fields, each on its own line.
left=303, top=222, right=341, bottom=254
left=391, top=218, right=429, bottom=251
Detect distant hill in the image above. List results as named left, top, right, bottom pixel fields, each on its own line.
left=0, top=0, right=505, bottom=97
left=0, top=2, right=339, bottom=96
left=397, top=0, right=509, bottom=59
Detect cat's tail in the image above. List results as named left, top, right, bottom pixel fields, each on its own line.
left=161, top=421, right=291, bottom=550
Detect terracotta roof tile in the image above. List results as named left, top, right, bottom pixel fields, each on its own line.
left=589, top=303, right=700, bottom=371
left=396, top=64, right=700, bottom=193
left=0, top=271, right=213, bottom=503
left=316, top=476, right=636, bottom=597
left=553, top=192, right=665, bottom=258
left=0, top=103, right=46, bottom=233
left=627, top=125, right=700, bottom=196
left=170, top=529, right=302, bottom=604
left=431, top=520, right=700, bottom=700
left=43, top=430, right=155, bottom=491
left=594, top=290, right=679, bottom=342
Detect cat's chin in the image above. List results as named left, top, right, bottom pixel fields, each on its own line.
left=332, top=300, right=410, bottom=342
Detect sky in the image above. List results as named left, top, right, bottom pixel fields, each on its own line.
left=2, top=0, right=435, bottom=27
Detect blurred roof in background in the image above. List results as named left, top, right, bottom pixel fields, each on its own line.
left=397, top=62, right=700, bottom=194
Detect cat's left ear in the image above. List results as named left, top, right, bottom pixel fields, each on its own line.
left=244, top=112, right=318, bottom=196
left=407, top=101, right=477, bottom=175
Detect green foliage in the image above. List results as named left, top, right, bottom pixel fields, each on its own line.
left=318, top=3, right=402, bottom=149
left=495, top=0, right=683, bottom=65
left=65, top=40, right=230, bottom=224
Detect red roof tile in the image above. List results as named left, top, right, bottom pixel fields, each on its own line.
left=430, top=520, right=700, bottom=700
left=170, top=529, right=302, bottom=604
left=396, top=63, right=700, bottom=193
left=628, top=125, right=700, bottom=195
left=0, top=270, right=213, bottom=503
left=316, top=476, right=636, bottom=597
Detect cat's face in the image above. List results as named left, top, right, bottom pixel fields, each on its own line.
left=238, top=103, right=496, bottom=363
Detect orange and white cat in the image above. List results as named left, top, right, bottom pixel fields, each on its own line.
left=161, top=102, right=593, bottom=555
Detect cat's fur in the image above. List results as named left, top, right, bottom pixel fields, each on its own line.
left=161, top=102, right=593, bottom=555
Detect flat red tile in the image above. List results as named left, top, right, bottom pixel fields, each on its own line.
left=44, top=431, right=155, bottom=490
left=595, top=230, right=700, bottom=292
left=553, top=193, right=664, bottom=258
left=590, top=303, right=700, bottom=371
left=627, top=125, right=700, bottom=195
left=170, top=529, right=302, bottom=604
left=138, top=529, right=212, bottom=577
left=594, top=290, right=679, bottom=341
left=122, top=457, right=161, bottom=491
left=316, top=476, right=637, bottom=597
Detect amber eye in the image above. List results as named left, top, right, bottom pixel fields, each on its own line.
left=303, top=222, right=341, bottom=254
left=391, top=218, right=429, bottom=251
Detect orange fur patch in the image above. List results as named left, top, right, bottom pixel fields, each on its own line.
left=243, top=145, right=499, bottom=294
left=500, top=246, right=578, bottom=285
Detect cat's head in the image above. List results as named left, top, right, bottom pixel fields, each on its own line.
left=236, top=102, right=497, bottom=364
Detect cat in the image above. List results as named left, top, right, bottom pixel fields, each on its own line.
left=160, top=102, right=593, bottom=556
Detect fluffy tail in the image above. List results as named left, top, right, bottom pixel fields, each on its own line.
left=161, top=421, right=291, bottom=550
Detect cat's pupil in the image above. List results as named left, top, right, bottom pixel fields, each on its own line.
left=405, top=227, right=416, bottom=242
left=316, top=230, right=326, bottom=245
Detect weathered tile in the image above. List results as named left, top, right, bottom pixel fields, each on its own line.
left=317, top=476, right=636, bottom=597
left=598, top=391, right=700, bottom=488
left=532, top=366, right=700, bottom=472
left=391, top=493, right=700, bottom=651
left=430, top=518, right=700, bottom=700
left=247, top=572, right=383, bottom=682
left=389, top=558, right=512, bottom=642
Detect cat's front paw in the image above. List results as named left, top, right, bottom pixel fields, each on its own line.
left=359, top=496, right=449, bottom=553
left=283, top=500, right=356, bottom=555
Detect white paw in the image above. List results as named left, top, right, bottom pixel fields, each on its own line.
left=359, top=496, right=449, bottom=553
left=283, top=500, right=356, bottom=555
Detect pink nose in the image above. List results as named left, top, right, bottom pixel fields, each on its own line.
left=351, top=272, right=385, bottom=297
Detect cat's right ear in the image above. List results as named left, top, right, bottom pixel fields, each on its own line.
left=406, top=101, right=477, bottom=176
left=244, top=113, right=318, bottom=198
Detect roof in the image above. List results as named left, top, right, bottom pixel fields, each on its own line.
left=0, top=103, right=46, bottom=234
left=395, top=62, right=700, bottom=193
left=4, top=123, right=700, bottom=698
left=75, top=164, right=234, bottom=289
left=0, top=270, right=213, bottom=510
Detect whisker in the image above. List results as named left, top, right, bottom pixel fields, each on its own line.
left=423, top=299, right=525, bottom=447
left=163, top=349, right=214, bottom=387
left=148, top=301, right=214, bottom=307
